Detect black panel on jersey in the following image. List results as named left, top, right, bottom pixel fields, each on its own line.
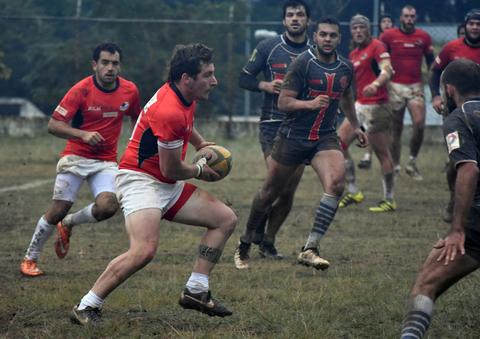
left=71, top=109, right=83, bottom=129
left=138, top=128, right=158, bottom=167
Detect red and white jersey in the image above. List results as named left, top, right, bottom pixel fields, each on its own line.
left=350, top=38, right=390, bottom=104
left=119, top=82, right=196, bottom=183
left=432, top=38, right=480, bottom=71
left=380, top=27, right=433, bottom=84
left=52, top=76, right=141, bottom=162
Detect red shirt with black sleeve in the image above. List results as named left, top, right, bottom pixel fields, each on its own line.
left=119, top=82, right=195, bottom=183
left=380, top=27, right=433, bottom=84
left=350, top=38, right=390, bottom=104
left=52, top=75, right=141, bottom=162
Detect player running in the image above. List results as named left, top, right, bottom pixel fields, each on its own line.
left=235, top=0, right=311, bottom=268
left=20, top=43, right=141, bottom=276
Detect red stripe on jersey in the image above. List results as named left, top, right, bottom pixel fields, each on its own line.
left=308, top=73, right=336, bottom=140
left=271, top=63, right=288, bottom=68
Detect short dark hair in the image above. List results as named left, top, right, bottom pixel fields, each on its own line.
left=92, top=43, right=122, bottom=62
left=316, top=16, right=340, bottom=30
left=457, top=23, right=465, bottom=36
left=168, top=43, right=214, bottom=82
left=442, top=59, right=480, bottom=96
left=282, top=0, right=310, bottom=19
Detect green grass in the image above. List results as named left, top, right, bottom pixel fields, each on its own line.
left=1, top=129, right=480, bottom=338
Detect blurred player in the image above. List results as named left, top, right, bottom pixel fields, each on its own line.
left=400, top=59, right=480, bottom=339
left=236, top=17, right=367, bottom=271
left=20, top=43, right=141, bottom=276
left=338, top=15, right=395, bottom=212
left=71, top=44, right=237, bottom=325
left=235, top=0, right=311, bottom=268
left=430, top=8, right=480, bottom=223
left=357, top=13, right=394, bottom=171
left=380, top=5, right=434, bottom=180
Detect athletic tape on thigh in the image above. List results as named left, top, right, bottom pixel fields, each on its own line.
left=198, top=244, right=223, bottom=263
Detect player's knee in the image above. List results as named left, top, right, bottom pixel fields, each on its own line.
left=219, top=209, right=237, bottom=236
left=130, top=245, right=157, bottom=267
left=328, top=178, right=344, bottom=196
left=95, top=197, right=119, bottom=220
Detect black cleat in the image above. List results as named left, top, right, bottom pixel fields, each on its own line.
left=259, top=240, right=283, bottom=260
left=71, top=305, right=103, bottom=326
left=179, top=289, right=232, bottom=317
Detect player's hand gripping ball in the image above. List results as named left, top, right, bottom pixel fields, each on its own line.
left=192, top=145, right=232, bottom=181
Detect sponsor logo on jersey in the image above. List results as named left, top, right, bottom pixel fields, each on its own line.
left=103, top=111, right=118, bottom=118
left=360, top=53, right=368, bottom=60
left=249, top=49, right=258, bottom=62
left=403, top=43, right=415, bottom=48
left=88, top=106, right=102, bottom=111
left=446, top=131, right=460, bottom=154
left=55, top=105, right=68, bottom=117
left=120, top=102, right=130, bottom=111
left=379, top=52, right=390, bottom=59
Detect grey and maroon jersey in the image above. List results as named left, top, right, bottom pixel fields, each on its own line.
left=240, top=33, right=311, bottom=122
left=280, top=47, right=354, bottom=141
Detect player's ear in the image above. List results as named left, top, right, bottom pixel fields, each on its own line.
left=91, top=60, right=97, bottom=72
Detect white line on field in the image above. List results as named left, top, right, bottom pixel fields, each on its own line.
left=0, top=179, right=53, bottom=194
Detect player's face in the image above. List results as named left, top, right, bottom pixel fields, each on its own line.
left=93, top=51, right=121, bottom=89
left=283, top=6, right=309, bottom=37
left=458, top=26, right=466, bottom=38
left=190, top=62, right=217, bottom=101
left=314, top=23, right=340, bottom=56
left=351, top=23, right=370, bottom=45
left=380, top=17, right=393, bottom=32
left=465, top=19, right=480, bottom=43
left=400, top=8, right=416, bottom=31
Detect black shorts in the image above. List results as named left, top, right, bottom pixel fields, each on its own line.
left=271, top=132, right=341, bottom=166
left=259, top=121, right=281, bottom=156
left=464, top=206, right=480, bottom=262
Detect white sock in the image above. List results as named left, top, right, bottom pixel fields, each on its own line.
left=64, top=203, right=97, bottom=228
left=186, top=272, right=209, bottom=293
left=78, top=290, right=104, bottom=310
left=25, top=216, right=55, bottom=261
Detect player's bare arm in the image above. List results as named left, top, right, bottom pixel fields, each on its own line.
left=437, top=162, right=479, bottom=265
left=47, top=118, right=104, bottom=146
left=339, top=87, right=368, bottom=147
left=258, top=79, right=283, bottom=94
left=429, top=67, right=444, bottom=114
left=363, top=58, right=392, bottom=97
left=189, top=127, right=215, bottom=151
left=158, top=145, right=219, bottom=182
left=278, top=88, right=329, bottom=112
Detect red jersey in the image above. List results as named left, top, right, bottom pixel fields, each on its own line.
left=119, top=82, right=196, bottom=183
left=380, top=28, right=433, bottom=84
left=350, top=38, right=390, bottom=104
left=432, top=38, right=480, bottom=71
left=52, top=76, right=141, bottom=162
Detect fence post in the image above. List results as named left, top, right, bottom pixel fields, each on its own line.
left=226, top=4, right=235, bottom=139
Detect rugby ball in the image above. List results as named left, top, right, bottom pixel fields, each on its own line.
left=192, top=145, right=232, bottom=180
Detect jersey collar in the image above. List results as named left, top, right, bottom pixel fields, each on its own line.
left=282, top=32, right=309, bottom=49
left=92, top=75, right=120, bottom=93
left=169, top=82, right=193, bottom=107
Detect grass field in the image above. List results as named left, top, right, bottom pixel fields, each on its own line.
left=1, top=128, right=480, bottom=339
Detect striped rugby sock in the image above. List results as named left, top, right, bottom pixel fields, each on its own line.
left=304, top=193, right=340, bottom=249
left=400, top=294, right=434, bottom=339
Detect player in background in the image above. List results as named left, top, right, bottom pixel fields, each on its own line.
left=237, top=17, right=367, bottom=271
left=400, top=59, right=480, bottom=339
left=71, top=44, right=237, bottom=325
left=429, top=8, right=480, bottom=223
left=338, top=15, right=395, bottom=212
left=357, top=13, right=394, bottom=170
left=380, top=5, right=434, bottom=180
left=20, top=43, right=141, bottom=277
left=234, top=0, right=311, bottom=268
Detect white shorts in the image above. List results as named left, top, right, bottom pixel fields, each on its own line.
left=389, top=82, right=425, bottom=111
left=356, top=102, right=392, bottom=133
left=115, top=169, right=197, bottom=218
left=52, top=155, right=118, bottom=202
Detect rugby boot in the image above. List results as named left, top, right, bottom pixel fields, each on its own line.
left=405, top=160, right=423, bottom=181
left=179, top=289, right=232, bottom=317
left=258, top=240, right=284, bottom=260
left=54, top=221, right=71, bottom=259
left=369, top=199, right=396, bottom=212
left=20, top=258, right=44, bottom=277
left=234, top=241, right=251, bottom=269
left=71, top=305, right=103, bottom=326
left=339, top=191, right=364, bottom=208
left=358, top=153, right=372, bottom=170
left=297, top=247, right=330, bottom=270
